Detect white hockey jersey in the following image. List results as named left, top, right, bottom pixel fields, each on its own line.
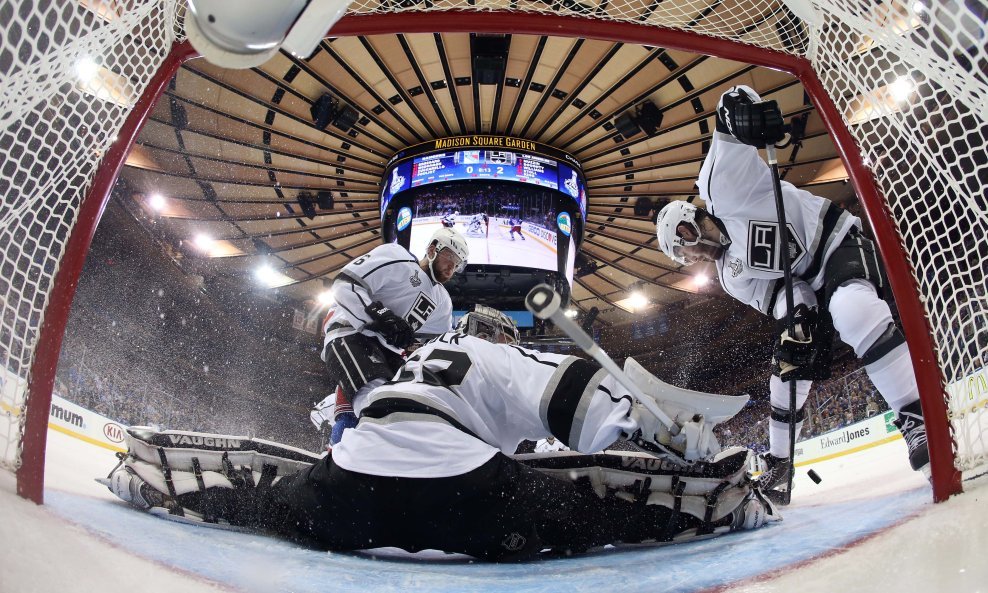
left=322, top=243, right=454, bottom=358
left=697, top=132, right=860, bottom=314
left=331, top=333, right=638, bottom=478
left=534, top=438, right=569, bottom=453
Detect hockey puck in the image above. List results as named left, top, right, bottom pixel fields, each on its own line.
left=807, top=469, right=822, bottom=484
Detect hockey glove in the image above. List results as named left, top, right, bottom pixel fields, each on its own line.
left=626, top=401, right=679, bottom=454
left=773, top=303, right=817, bottom=382
left=364, top=301, right=415, bottom=349
left=716, top=85, right=787, bottom=148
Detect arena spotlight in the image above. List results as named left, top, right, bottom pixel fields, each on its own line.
left=254, top=265, right=292, bottom=288
left=193, top=233, right=215, bottom=253
left=889, top=76, right=915, bottom=103
left=694, top=273, right=710, bottom=288
left=148, top=193, right=167, bottom=211
left=317, top=289, right=335, bottom=305
left=628, top=291, right=649, bottom=311
left=75, top=57, right=99, bottom=83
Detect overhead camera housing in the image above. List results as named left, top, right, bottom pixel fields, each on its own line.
left=186, top=0, right=355, bottom=69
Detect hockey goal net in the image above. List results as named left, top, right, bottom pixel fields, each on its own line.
left=1, top=0, right=985, bottom=503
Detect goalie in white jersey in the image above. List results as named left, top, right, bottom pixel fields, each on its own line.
left=314, top=227, right=468, bottom=446
left=655, top=85, right=929, bottom=500
left=104, top=305, right=777, bottom=560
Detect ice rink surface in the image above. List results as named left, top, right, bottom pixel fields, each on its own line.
left=409, top=220, right=557, bottom=270
left=2, top=429, right=986, bottom=593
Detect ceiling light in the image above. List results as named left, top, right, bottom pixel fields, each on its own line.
left=255, top=264, right=291, bottom=288
left=564, top=309, right=577, bottom=318
left=889, top=76, right=914, bottom=103
left=317, top=290, right=335, bottom=306
left=193, top=233, right=214, bottom=252
left=76, top=57, right=99, bottom=83
left=628, top=291, right=648, bottom=311
left=148, top=193, right=166, bottom=211
left=694, top=273, right=710, bottom=288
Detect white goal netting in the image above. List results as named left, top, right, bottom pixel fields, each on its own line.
left=1, top=0, right=985, bottom=493
left=0, top=0, right=182, bottom=474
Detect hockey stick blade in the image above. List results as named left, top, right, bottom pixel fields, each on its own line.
left=525, top=284, right=676, bottom=430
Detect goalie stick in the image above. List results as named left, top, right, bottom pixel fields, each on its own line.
left=525, top=284, right=677, bottom=432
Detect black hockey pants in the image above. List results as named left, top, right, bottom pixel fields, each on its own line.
left=258, top=452, right=700, bottom=561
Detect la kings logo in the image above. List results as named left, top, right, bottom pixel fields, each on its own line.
left=406, top=293, right=436, bottom=331
left=747, top=220, right=806, bottom=272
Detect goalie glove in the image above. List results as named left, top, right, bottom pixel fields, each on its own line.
left=625, top=402, right=681, bottom=456
left=773, top=303, right=817, bottom=382
left=364, top=301, right=415, bottom=349
left=624, top=401, right=726, bottom=463
left=621, top=358, right=749, bottom=462
left=716, top=85, right=787, bottom=148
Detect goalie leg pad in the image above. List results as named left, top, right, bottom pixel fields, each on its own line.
left=516, top=447, right=755, bottom=524
left=103, top=428, right=318, bottom=527
left=124, top=427, right=320, bottom=475
left=516, top=448, right=781, bottom=543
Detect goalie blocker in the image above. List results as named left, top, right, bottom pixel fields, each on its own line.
left=102, top=427, right=779, bottom=557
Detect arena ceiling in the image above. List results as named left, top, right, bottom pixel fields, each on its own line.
left=117, top=31, right=856, bottom=327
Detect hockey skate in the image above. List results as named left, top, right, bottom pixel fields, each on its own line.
left=755, top=453, right=793, bottom=505
left=724, top=488, right=780, bottom=532
left=894, top=400, right=930, bottom=475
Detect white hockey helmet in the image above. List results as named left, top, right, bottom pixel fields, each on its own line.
left=655, top=200, right=708, bottom=266
left=456, top=305, right=520, bottom=345
left=429, top=227, right=469, bottom=274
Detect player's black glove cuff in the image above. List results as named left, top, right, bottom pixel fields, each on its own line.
left=716, top=88, right=787, bottom=147
left=773, top=303, right=817, bottom=382
left=364, top=301, right=415, bottom=349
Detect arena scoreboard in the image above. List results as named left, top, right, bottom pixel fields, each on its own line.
left=380, top=135, right=587, bottom=219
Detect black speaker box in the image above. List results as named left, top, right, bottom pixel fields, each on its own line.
left=637, top=101, right=663, bottom=136
left=614, top=111, right=640, bottom=137
left=332, top=105, right=359, bottom=132
left=633, top=196, right=654, bottom=217
left=310, top=94, right=339, bottom=130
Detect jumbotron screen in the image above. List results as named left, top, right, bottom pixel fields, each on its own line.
left=380, top=136, right=584, bottom=286
left=402, top=183, right=575, bottom=280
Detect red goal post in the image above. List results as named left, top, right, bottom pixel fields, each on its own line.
left=3, top=0, right=983, bottom=504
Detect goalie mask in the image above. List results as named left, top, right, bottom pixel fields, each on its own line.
left=655, top=201, right=729, bottom=266
left=456, top=305, right=520, bottom=345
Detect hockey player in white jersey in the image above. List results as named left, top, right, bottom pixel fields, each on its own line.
left=441, top=211, right=457, bottom=228
left=465, top=213, right=488, bottom=237
left=315, top=227, right=468, bottom=445
left=105, top=305, right=778, bottom=560
left=534, top=435, right=568, bottom=453
left=654, top=85, right=929, bottom=500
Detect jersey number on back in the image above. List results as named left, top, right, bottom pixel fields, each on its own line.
left=397, top=348, right=472, bottom=387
